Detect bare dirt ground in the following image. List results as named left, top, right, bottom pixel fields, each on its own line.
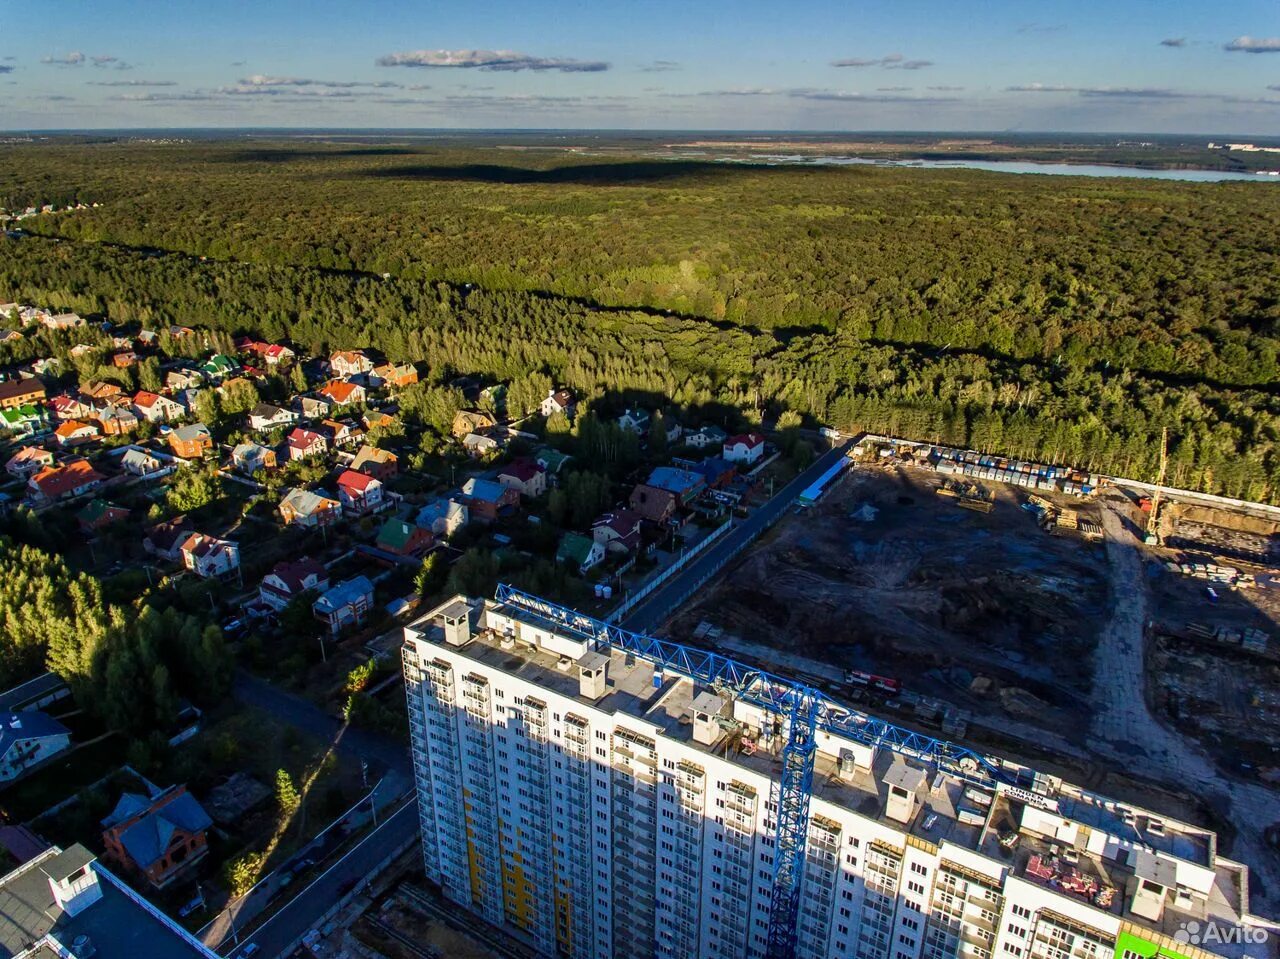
left=672, top=464, right=1111, bottom=744
left=666, top=463, right=1280, bottom=914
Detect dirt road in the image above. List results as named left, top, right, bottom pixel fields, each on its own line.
left=1096, top=499, right=1280, bottom=915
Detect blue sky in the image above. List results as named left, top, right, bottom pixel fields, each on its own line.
left=3, top=0, right=1280, bottom=133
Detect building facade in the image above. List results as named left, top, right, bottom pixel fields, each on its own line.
left=403, top=593, right=1265, bottom=959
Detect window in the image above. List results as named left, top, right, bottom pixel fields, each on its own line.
left=907, top=880, right=925, bottom=895
left=911, top=862, right=927, bottom=875
left=1011, top=904, right=1031, bottom=920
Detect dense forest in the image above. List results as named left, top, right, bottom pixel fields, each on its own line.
left=2, top=141, right=1279, bottom=500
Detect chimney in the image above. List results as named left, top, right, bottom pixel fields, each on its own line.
left=577, top=650, right=610, bottom=700
left=690, top=691, right=727, bottom=745
left=440, top=599, right=472, bottom=646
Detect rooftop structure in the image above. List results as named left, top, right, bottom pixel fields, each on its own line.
left=0, top=843, right=216, bottom=959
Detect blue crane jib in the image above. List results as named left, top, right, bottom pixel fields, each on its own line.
left=491, top=584, right=1017, bottom=958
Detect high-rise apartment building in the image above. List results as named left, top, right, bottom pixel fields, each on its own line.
left=403, top=592, right=1269, bottom=959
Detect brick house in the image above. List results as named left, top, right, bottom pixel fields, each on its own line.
left=329, top=350, right=374, bottom=378
left=101, top=785, right=212, bottom=889
left=351, top=445, right=398, bottom=481
left=168, top=423, right=213, bottom=459
left=0, top=377, right=45, bottom=411
left=259, top=556, right=330, bottom=611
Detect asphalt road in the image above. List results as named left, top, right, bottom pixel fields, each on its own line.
left=621, top=441, right=851, bottom=634
left=230, top=801, right=418, bottom=959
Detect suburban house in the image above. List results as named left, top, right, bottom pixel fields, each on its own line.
left=111, top=351, right=138, bottom=369
left=362, top=409, right=397, bottom=432
left=168, top=423, right=213, bottom=459
left=95, top=405, right=139, bottom=437
left=617, top=408, right=651, bottom=434
left=478, top=383, right=506, bottom=414
left=416, top=497, right=468, bottom=537
left=101, top=784, right=212, bottom=889
left=662, top=418, right=683, bottom=444
left=462, top=432, right=500, bottom=458
left=0, top=376, right=45, bottom=410
left=496, top=460, right=547, bottom=499
left=535, top=446, right=572, bottom=476
left=452, top=409, right=496, bottom=437
left=691, top=455, right=738, bottom=490
left=313, top=576, right=375, bottom=636
left=351, top=444, right=398, bottom=481
left=0, top=405, right=48, bottom=438
left=375, top=517, right=434, bottom=558
left=0, top=711, right=71, bottom=783
left=53, top=420, right=99, bottom=448
left=335, top=469, right=385, bottom=516
left=329, top=350, right=374, bottom=378
left=262, top=343, right=296, bottom=365
left=247, top=403, right=296, bottom=432
left=724, top=432, right=766, bottom=466
left=121, top=448, right=165, bottom=477
left=539, top=388, right=576, bottom=419
left=80, top=381, right=124, bottom=404
left=279, top=487, right=341, bottom=528
left=27, top=460, right=106, bottom=506
left=178, top=533, right=240, bottom=579
left=164, top=368, right=204, bottom=392
left=320, top=418, right=362, bottom=448
left=5, top=445, right=54, bottom=479
left=77, top=500, right=129, bottom=534
left=0, top=329, right=22, bottom=343
left=143, top=518, right=193, bottom=562
left=41, top=312, right=84, bottom=330
left=556, top=532, right=605, bottom=575
left=296, top=395, right=333, bottom=420
left=199, top=354, right=239, bottom=380
left=231, top=442, right=277, bottom=474
left=369, top=362, right=418, bottom=389
left=259, top=556, right=330, bottom=611
left=317, top=380, right=366, bottom=407
left=167, top=325, right=195, bottom=339
left=48, top=394, right=94, bottom=420
left=131, top=391, right=184, bottom=423
left=628, top=483, right=679, bottom=525
left=592, top=509, right=644, bottom=555
left=645, top=466, right=707, bottom=505
left=460, top=477, right=520, bottom=522
left=286, top=427, right=328, bottom=461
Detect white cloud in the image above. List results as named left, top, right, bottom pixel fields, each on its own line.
left=1225, top=36, right=1280, bottom=53
left=89, top=79, right=176, bottom=87
left=237, top=74, right=401, bottom=89
left=41, top=52, right=86, bottom=66
left=376, top=49, right=609, bottom=72
left=832, top=53, right=932, bottom=70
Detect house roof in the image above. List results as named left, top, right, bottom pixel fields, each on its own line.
left=30, top=460, right=105, bottom=499
left=352, top=445, right=396, bottom=470
left=178, top=532, right=234, bottom=561
left=145, top=518, right=192, bottom=554
left=249, top=402, right=288, bottom=420
left=287, top=427, right=325, bottom=449
left=0, top=378, right=44, bottom=402
left=646, top=466, right=705, bottom=496
left=693, top=424, right=728, bottom=441
left=231, top=442, right=271, bottom=461
left=264, top=557, right=327, bottom=595
left=132, top=390, right=173, bottom=410
left=314, top=576, right=374, bottom=614
left=727, top=432, right=765, bottom=449
left=545, top=388, right=574, bottom=410
left=376, top=518, right=424, bottom=551
left=330, top=349, right=370, bottom=367
left=692, top=456, right=736, bottom=480
left=499, top=459, right=543, bottom=484
left=463, top=432, right=498, bottom=449
left=171, top=423, right=211, bottom=443
left=264, top=343, right=294, bottom=359
left=54, top=419, right=96, bottom=438
left=77, top=499, right=126, bottom=525
left=534, top=446, right=572, bottom=473
left=102, top=787, right=212, bottom=871
left=0, top=710, right=69, bottom=754
left=557, top=532, right=597, bottom=566
left=592, top=508, right=642, bottom=538
left=461, top=477, right=508, bottom=504
left=629, top=483, right=678, bottom=522
left=6, top=445, right=53, bottom=468
left=122, top=448, right=160, bottom=469
left=416, top=498, right=465, bottom=528
left=280, top=487, right=338, bottom=517
left=318, top=380, right=362, bottom=404
left=336, top=469, right=378, bottom=494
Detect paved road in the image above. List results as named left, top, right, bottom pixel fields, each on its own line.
left=621, top=441, right=851, bottom=634
left=204, top=673, right=417, bottom=956
left=230, top=802, right=418, bottom=959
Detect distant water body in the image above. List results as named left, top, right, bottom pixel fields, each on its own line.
left=724, top=153, right=1278, bottom=183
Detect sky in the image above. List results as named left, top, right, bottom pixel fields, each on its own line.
left=2, top=0, right=1280, bottom=134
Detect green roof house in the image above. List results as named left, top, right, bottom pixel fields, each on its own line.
left=556, top=532, right=605, bottom=575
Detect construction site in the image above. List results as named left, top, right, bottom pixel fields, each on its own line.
left=667, top=442, right=1280, bottom=906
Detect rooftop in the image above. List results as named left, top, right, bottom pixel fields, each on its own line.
left=0, top=845, right=214, bottom=959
